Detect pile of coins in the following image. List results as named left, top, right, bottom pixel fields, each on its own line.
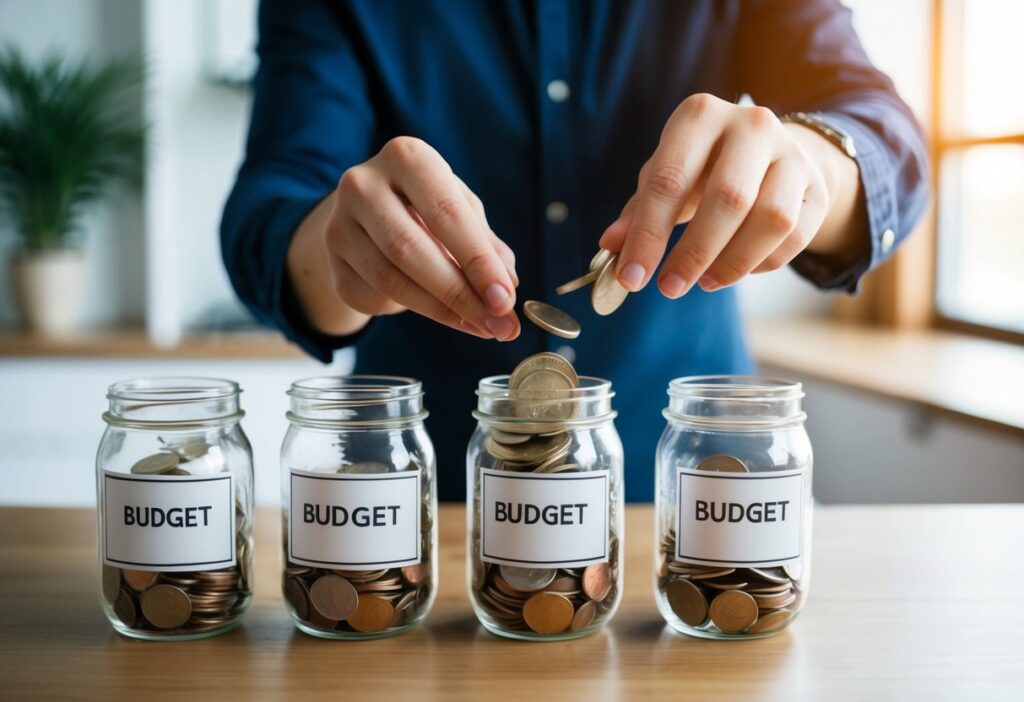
left=471, top=352, right=621, bottom=636
left=102, top=440, right=253, bottom=635
left=282, top=462, right=434, bottom=637
left=657, top=531, right=803, bottom=636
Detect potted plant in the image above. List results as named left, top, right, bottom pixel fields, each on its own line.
left=0, top=48, right=144, bottom=335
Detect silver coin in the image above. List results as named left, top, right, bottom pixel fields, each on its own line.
left=555, top=269, right=600, bottom=296
left=697, top=455, right=749, bottom=473
left=522, top=300, right=581, bottom=339
left=130, top=452, right=180, bottom=475
left=169, top=440, right=210, bottom=462
left=591, top=253, right=630, bottom=316
left=498, top=565, right=557, bottom=592
left=490, top=429, right=533, bottom=445
left=590, top=248, right=613, bottom=271
left=485, top=432, right=571, bottom=464
left=508, top=352, right=580, bottom=391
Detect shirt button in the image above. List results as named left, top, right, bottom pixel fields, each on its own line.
left=555, top=345, right=576, bottom=364
left=546, top=79, right=570, bottom=103
left=546, top=201, right=569, bottom=224
left=880, top=228, right=895, bottom=253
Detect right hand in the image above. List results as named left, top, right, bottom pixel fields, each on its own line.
left=324, top=136, right=520, bottom=340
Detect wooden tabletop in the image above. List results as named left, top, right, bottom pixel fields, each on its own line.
left=2, top=504, right=1022, bottom=700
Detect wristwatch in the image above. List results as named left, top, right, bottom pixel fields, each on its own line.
left=781, top=111, right=857, bottom=159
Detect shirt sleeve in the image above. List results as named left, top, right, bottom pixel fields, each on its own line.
left=734, top=0, right=930, bottom=293
left=220, top=0, right=376, bottom=362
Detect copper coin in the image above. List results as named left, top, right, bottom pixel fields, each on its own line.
left=283, top=576, right=310, bottom=620
left=141, top=584, right=193, bottom=629
left=666, top=578, right=709, bottom=627
left=101, top=564, right=121, bottom=603
left=401, top=562, right=428, bottom=586
left=113, top=588, right=137, bottom=627
left=522, top=592, right=574, bottom=635
left=581, top=563, right=612, bottom=602
left=305, top=605, right=339, bottom=630
left=347, top=595, right=395, bottom=633
left=709, top=590, right=759, bottom=634
left=309, top=575, right=359, bottom=621
left=122, top=569, right=158, bottom=592
left=569, top=600, right=597, bottom=632
left=747, top=608, right=794, bottom=635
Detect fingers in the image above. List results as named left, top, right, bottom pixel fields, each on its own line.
left=614, top=94, right=722, bottom=291
left=656, top=114, right=775, bottom=298
left=333, top=219, right=494, bottom=339
left=752, top=179, right=829, bottom=274
left=380, top=137, right=517, bottom=317
left=695, top=159, right=803, bottom=291
left=598, top=195, right=638, bottom=253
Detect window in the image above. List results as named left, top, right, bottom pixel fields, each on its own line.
left=934, top=0, right=1024, bottom=338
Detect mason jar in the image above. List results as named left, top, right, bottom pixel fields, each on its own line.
left=467, top=367, right=624, bottom=640
left=96, top=377, right=254, bottom=640
left=280, top=376, right=437, bottom=639
left=654, top=376, right=813, bottom=639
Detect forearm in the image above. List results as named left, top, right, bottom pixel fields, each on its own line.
left=286, top=193, right=371, bottom=336
left=786, top=123, right=868, bottom=261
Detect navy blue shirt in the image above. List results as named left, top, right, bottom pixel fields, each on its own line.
left=222, top=0, right=927, bottom=501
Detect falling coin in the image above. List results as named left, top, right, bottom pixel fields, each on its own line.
left=666, top=578, right=709, bottom=627
left=523, top=300, right=581, bottom=339
left=309, top=575, right=359, bottom=621
left=508, top=352, right=579, bottom=390
left=697, top=455, right=750, bottom=473
left=498, top=565, right=557, bottom=592
left=523, top=592, right=574, bottom=634
left=708, top=590, right=759, bottom=634
left=591, top=254, right=630, bottom=316
left=555, top=270, right=600, bottom=296
left=347, top=595, right=395, bottom=633
left=130, top=452, right=179, bottom=475
left=141, top=584, right=193, bottom=629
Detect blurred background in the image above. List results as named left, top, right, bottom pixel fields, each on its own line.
left=0, top=0, right=1021, bottom=506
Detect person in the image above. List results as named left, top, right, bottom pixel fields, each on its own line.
left=221, top=0, right=928, bottom=501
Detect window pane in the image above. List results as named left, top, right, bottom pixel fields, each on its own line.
left=937, top=145, right=1024, bottom=333
left=951, top=0, right=1024, bottom=138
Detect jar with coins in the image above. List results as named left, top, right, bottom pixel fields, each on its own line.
left=655, top=376, right=813, bottom=639
left=96, top=377, right=254, bottom=640
left=280, top=376, right=437, bottom=639
left=467, top=353, right=624, bottom=640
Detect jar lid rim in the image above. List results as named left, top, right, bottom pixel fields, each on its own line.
left=288, top=375, right=423, bottom=400
left=668, top=375, right=803, bottom=397
left=107, top=376, right=240, bottom=402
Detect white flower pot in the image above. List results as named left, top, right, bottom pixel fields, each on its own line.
left=10, top=249, right=87, bottom=336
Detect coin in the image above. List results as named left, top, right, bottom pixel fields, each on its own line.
left=590, top=248, right=613, bottom=271
left=522, top=592, right=574, bottom=634
left=581, top=563, right=612, bottom=601
left=508, top=352, right=579, bottom=390
left=708, top=590, right=759, bottom=634
left=113, top=588, right=137, bottom=627
left=486, top=432, right=571, bottom=464
left=555, top=270, right=600, bottom=295
left=591, top=253, right=629, bottom=316
left=697, top=455, right=749, bottom=473
left=309, top=575, right=359, bottom=621
left=284, top=576, right=310, bottom=620
left=570, top=600, right=596, bottom=632
left=122, top=569, right=158, bottom=592
left=746, top=608, right=794, bottom=634
left=101, top=565, right=121, bottom=603
left=339, top=461, right=390, bottom=474
left=401, top=562, right=428, bottom=585
left=347, top=595, right=395, bottom=633
left=498, top=565, right=557, bottom=592
left=170, top=440, right=209, bottom=461
left=523, top=300, right=581, bottom=339
left=141, top=584, right=193, bottom=629
left=130, top=452, right=179, bottom=475
left=666, top=578, right=709, bottom=626
left=490, top=429, right=532, bottom=445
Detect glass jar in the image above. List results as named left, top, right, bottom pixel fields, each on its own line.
left=280, top=376, right=437, bottom=639
left=96, top=377, right=254, bottom=640
left=654, top=376, right=813, bottom=639
left=467, top=374, right=624, bottom=640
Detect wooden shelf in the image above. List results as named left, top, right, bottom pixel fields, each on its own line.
left=0, top=327, right=305, bottom=359
left=748, top=319, right=1024, bottom=437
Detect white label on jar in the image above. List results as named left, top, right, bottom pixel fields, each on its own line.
left=102, top=471, right=236, bottom=572
left=676, top=467, right=805, bottom=567
left=288, top=469, right=421, bottom=568
left=480, top=468, right=609, bottom=568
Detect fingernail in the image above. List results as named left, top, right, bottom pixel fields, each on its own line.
left=463, top=320, right=492, bottom=338
left=660, top=274, right=688, bottom=299
left=484, top=315, right=515, bottom=339
left=699, top=275, right=721, bottom=292
left=619, top=262, right=646, bottom=290
left=484, top=283, right=510, bottom=311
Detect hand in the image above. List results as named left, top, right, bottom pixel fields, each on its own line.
left=322, top=136, right=520, bottom=339
left=600, top=93, right=842, bottom=297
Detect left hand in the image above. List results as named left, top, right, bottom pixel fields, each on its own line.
left=599, top=93, right=833, bottom=296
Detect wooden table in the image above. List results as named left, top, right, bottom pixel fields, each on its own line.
left=2, top=505, right=1022, bottom=700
